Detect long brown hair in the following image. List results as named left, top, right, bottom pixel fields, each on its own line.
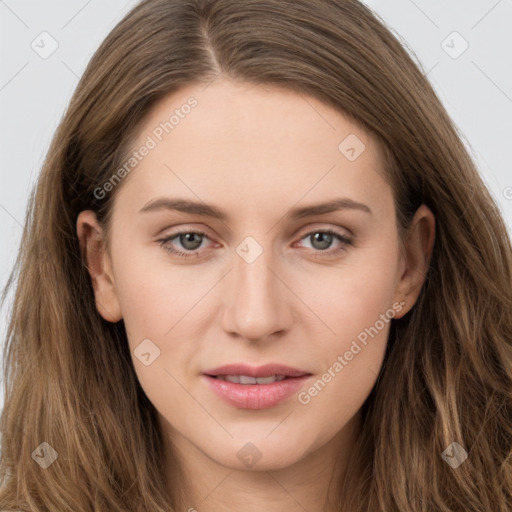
left=1, top=0, right=511, bottom=510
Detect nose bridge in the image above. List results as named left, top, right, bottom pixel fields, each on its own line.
left=222, top=234, right=290, bottom=341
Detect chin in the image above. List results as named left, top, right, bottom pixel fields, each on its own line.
left=205, top=434, right=313, bottom=472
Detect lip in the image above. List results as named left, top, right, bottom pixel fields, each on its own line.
left=202, top=364, right=312, bottom=410
left=204, top=363, right=310, bottom=378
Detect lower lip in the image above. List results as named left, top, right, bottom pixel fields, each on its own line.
left=203, top=375, right=311, bottom=409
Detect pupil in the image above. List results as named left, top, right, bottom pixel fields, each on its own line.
left=182, top=233, right=202, bottom=250
left=313, top=233, right=332, bottom=250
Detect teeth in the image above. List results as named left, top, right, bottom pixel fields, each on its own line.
left=239, top=375, right=257, bottom=384
left=254, top=375, right=281, bottom=384
left=216, top=375, right=287, bottom=384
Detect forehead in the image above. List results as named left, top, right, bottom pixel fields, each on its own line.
left=113, top=78, right=391, bottom=219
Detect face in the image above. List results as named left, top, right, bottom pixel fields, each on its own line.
left=78, top=78, right=433, bottom=475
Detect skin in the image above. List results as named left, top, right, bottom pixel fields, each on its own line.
left=77, top=77, right=435, bottom=511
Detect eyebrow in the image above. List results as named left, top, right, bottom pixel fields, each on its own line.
left=138, top=197, right=372, bottom=220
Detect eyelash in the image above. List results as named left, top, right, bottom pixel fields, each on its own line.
left=157, top=228, right=352, bottom=259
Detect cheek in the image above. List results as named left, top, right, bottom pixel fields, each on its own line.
left=293, top=236, right=400, bottom=407
left=110, top=239, right=199, bottom=340
left=304, top=234, right=401, bottom=341
left=294, top=295, right=393, bottom=444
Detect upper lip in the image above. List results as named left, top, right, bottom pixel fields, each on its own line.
left=204, top=364, right=311, bottom=378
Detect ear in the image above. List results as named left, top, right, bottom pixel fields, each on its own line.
left=76, top=210, right=123, bottom=322
left=393, top=204, right=436, bottom=319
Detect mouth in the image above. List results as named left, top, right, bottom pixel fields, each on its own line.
left=202, top=363, right=312, bottom=409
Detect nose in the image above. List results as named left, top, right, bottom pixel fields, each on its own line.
left=220, top=238, right=294, bottom=344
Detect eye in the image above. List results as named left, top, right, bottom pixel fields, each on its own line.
left=157, top=228, right=352, bottom=259
left=158, top=230, right=211, bottom=259
left=296, top=229, right=352, bottom=256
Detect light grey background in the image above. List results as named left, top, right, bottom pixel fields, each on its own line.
left=1, top=0, right=512, bottom=415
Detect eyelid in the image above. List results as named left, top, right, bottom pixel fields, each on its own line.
left=295, top=222, right=353, bottom=239
left=157, top=222, right=215, bottom=237
left=158, top=222, right=352, bottom=240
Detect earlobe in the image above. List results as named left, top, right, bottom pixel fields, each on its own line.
left=76, top=210, right=123, bottom=323
left=393, top=204, right=436, bottom=319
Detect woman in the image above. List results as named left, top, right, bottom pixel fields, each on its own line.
left=1, top=0, right=511, bottom=510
